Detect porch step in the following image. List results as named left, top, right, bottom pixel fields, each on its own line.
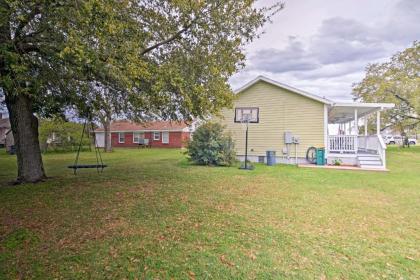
left=358, top=155, right=383, bottom=168
left=358, top=156, right=380, bottom=161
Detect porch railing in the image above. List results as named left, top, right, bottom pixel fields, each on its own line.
left=328, top=135, right=357, bottom=153
left=328, top=135, right=387, bottom=168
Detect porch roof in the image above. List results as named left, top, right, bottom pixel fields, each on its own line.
left=328, top=102, right=395, bottom=124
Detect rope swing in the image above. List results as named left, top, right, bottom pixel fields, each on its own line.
left=67, top=117, right=107, bottom=175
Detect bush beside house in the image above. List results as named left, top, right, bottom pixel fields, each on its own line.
left=187, top=123, right=236, bottom=166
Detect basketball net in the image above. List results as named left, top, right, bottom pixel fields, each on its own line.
left=240, top=113, right=251, bottom=131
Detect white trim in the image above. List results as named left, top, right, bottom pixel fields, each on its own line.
left=324, top=104, right=328, bottom=158
left=153, top=131, right=160, bottom=141
left=332, top=102, right=395, bottom=108
left=118, top=132, right=125, bottom=143
left=234, top=76, right=333, bottom=105
left=162, top=131, right=169, bottom=144
left=376, top=111, right=381, bottom=135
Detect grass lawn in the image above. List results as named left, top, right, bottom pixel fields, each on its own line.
left=0, top=147, right=419, bottom=279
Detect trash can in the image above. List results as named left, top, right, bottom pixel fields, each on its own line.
left=266, top=150, right=276, bottom=166
left=8, top=145, right=16, bottom=155
left=316, top=148, right=325, bottom=165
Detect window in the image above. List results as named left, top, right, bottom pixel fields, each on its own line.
left=153, top=131, right=160, bottom=141
left=118, top=133, right=125, bottom=143
left=162, top=131, right=169, bottom=144
left=133, top=132, right=144, bottom=143
left=234, top=107, right=259, bottom=123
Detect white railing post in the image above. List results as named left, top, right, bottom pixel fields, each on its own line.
left=364, top=116, right=368, bottom=136
left=354, top=109, right=358, bottom=152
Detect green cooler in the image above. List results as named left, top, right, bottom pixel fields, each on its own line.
left=316, top=148, right=325, bottom=165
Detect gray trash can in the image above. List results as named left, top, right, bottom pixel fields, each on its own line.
left=266, top=150, right=276, bottom=166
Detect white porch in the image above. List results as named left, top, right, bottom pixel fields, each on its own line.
left=325, top=102, right=394, bottom=169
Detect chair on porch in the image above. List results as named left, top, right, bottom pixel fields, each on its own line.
left=138, top=138, right=151, bottom=148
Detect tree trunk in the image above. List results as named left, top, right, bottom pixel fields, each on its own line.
left=104, top=118, right=112, bottom=152
left=5, top=93, right=46, bottom=183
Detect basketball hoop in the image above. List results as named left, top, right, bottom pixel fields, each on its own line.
left=240, top=113, right=251, bottom=131
left=239, top=113, right=254, bottom=170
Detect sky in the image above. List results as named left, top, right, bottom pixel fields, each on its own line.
left=230, top=0, right=420, bottom=101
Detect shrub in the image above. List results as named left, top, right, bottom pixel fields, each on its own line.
left=39, top=118, right=91, bottom=153
left=187, top=122, right=236, bottom=166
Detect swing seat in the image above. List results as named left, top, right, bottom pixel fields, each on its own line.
left=67, top=164, right=107, bottom=169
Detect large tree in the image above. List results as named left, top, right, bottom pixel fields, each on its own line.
left=352, top=41, right=420, bottom=133
left=0, top=0, right=282, bottom=183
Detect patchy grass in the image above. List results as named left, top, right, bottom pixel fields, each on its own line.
left=0, top=147, right=419, bottom=279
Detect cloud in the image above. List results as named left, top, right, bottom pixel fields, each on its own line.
left=249, top=37, right=320, bottom=72
left=313, top=17, right=387, bottom=64
left=250, top=16, right=389, bottom=74
left=248, top=0, right=419, bottom=75
left=231, top=0, right=420, bottom=100
left=383, top=0, right=420, bottom=43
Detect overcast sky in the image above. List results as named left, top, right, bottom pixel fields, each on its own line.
left=230, top=0, right=420, bottom=101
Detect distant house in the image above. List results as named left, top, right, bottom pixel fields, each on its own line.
left=217, top=76, right=395, bottom=170
left=0, top=115, right=11, bottom=148
left=94, top=120, right=195, bottom=148
left=5, top=129, right=14, bottom=153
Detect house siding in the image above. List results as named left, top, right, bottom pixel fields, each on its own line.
left=218, top=80, right=325, bottom=157
left=110, top=131, right=189, bottom=148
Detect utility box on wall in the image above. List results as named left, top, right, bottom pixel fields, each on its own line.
left=284, top=131, right=293, bottom=144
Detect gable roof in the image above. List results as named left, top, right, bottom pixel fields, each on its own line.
left=234, top=75, right=333, bottom=105
left=95, top=120, right=189, bottom=132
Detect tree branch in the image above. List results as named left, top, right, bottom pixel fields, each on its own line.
left=139, top=21, right=195, bottom=56
left=14, top=6, right=41, bottom=39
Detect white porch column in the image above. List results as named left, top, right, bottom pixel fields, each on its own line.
left=376, top=111, right=381, bottom=135
left=364, top=116, right=368, bottom=136
left=354, top=108, right=358, bottom=152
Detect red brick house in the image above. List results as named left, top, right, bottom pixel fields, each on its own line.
left=0, top=114, right=11, bottom=147
left=94, top=120, right=194, bottom=148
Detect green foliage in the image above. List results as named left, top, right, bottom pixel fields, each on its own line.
left=0, top=0, right=283, bottom=121
left=38, top=119, right=90, bottom=152
left=187, top=122, right=236, bottom=166
left=353, top=41, right=420, bottom=133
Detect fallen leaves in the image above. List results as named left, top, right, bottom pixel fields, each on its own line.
left=219, top=255, right=235, bottom=267
left=188, top=271, right=196, bottom=280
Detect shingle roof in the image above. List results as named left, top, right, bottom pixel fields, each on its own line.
left=95, top=120, right=189, bottom=132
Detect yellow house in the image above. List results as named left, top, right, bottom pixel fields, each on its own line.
left=217, top=76, right=395, bottom=170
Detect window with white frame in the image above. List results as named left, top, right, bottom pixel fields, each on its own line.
left=162, top=131, right=169, bottom=144
left=118, top=132, right=125, bottom=143
left=153, top=131, right=160, bottom=141
left=133, top=132, right=144, bottom=143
